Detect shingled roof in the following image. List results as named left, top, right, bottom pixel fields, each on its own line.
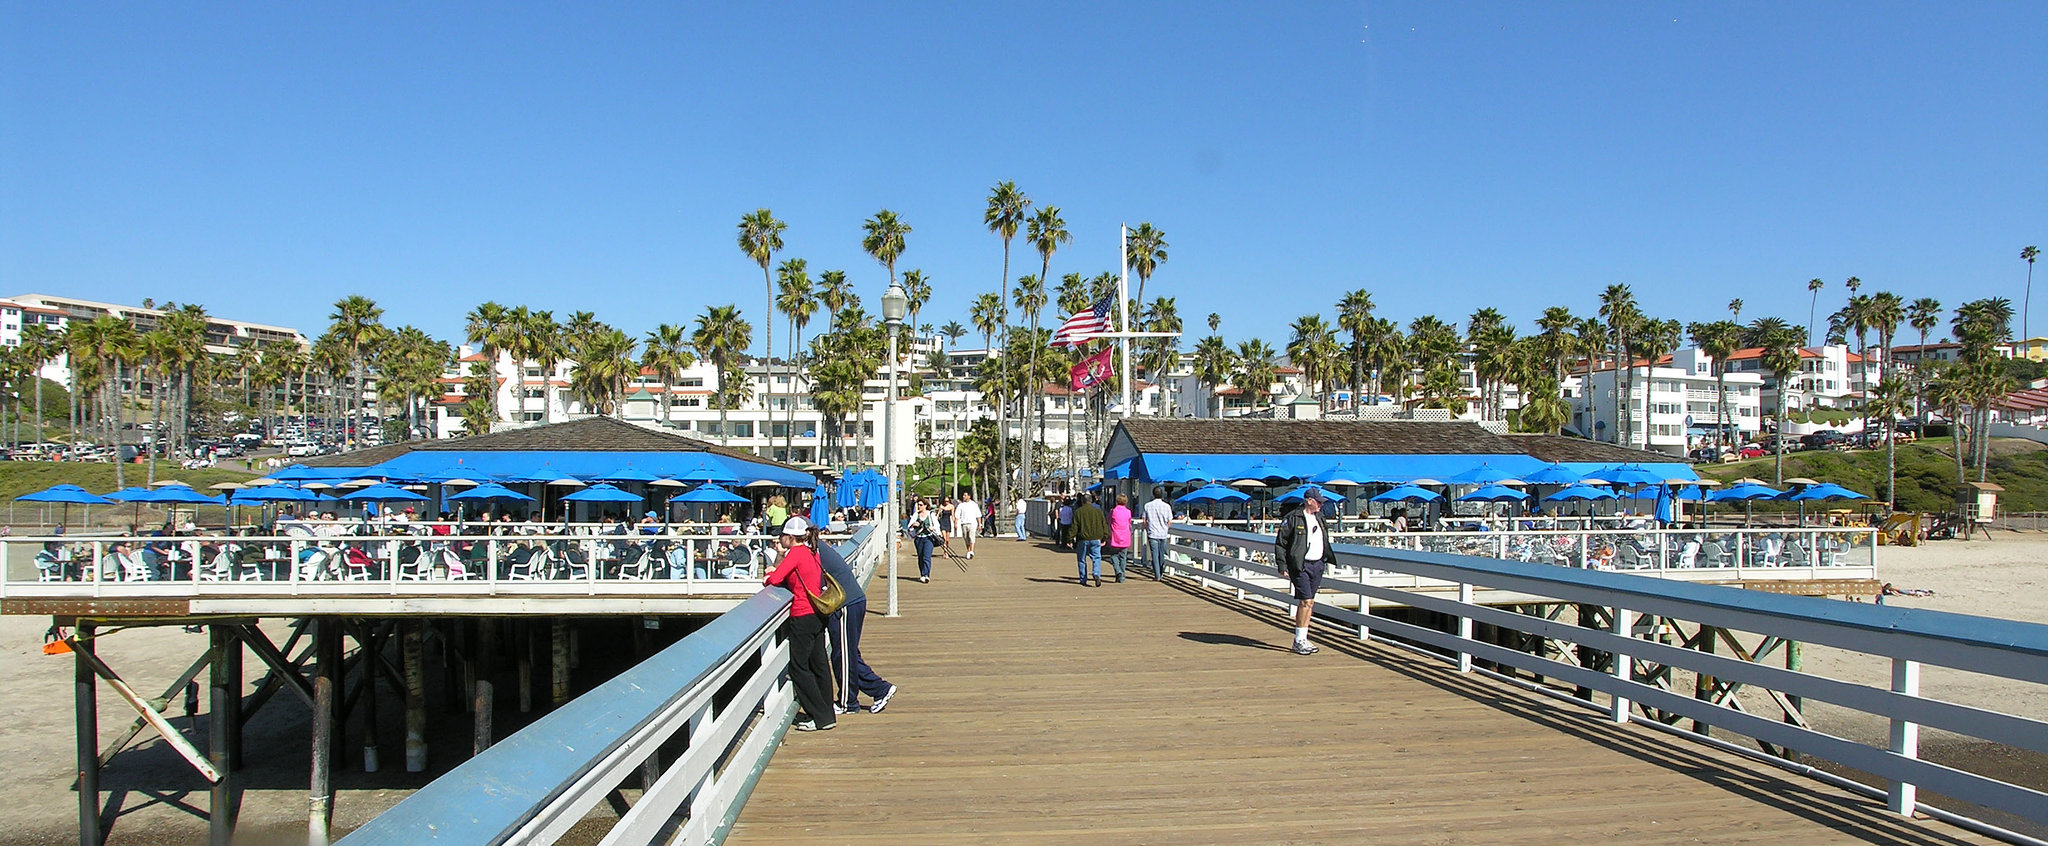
left=305, top=417, right=796, bottom=470
left=1501, top=433, right=1680, bottom=464
left=1115, top=418, right=1518, bottom=455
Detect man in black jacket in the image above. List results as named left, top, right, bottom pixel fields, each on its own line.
left=1273, top=489, right=1330, bottom=655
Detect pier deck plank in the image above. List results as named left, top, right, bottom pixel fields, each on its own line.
left=728, top=536, right=1990, bottom=845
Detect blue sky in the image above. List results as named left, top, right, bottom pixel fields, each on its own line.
left=3, top=3, right=2043, bottom=353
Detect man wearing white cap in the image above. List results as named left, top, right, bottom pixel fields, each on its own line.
left=1273, top=488, right=1330, bottom=655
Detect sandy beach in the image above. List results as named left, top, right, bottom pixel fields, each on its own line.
left=0, top=534, right=2043, bottom=844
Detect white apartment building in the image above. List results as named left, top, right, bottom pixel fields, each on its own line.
left=1719, top=344, right=1870, bottom=416
left=2, top=293, right=312, bottom=394
left=1570, top=348, right=1767, bottom=457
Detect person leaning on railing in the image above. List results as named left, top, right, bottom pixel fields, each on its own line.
left=763, top=516, right=836, bottom=732
left=816, top=526, right=896, bottom=716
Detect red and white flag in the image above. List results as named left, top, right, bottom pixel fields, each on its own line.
left=1070, top=345, right=1115, bottom=391
left=1051, top=297, right=1115, bottom=348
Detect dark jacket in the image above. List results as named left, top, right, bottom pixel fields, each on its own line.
left=1274, top=506, right=1329, bottom=575
left=1071, top=502, right=1110, bottom=542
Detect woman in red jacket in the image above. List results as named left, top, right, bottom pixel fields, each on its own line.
left=764, top=516, right=836, bottom=731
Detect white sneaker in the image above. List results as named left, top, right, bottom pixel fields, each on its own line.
left=870, top=684, right=898, bottom=713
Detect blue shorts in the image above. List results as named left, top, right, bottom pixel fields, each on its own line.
left=1289, top=560, right=1326, bottom=601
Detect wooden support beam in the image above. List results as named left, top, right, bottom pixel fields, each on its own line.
left=517, top=621, right=534, bottom=714
left=551, top=619, right=570, bottom=707
left=309, top=618, right=339, bottom=845
left=97, top=645, right=213, bottom=769
left=70, top=637, right=221, bottom=784
left=403, top=621, right=427, bottom=774
left=209, top=626, right=238, bottom=846
left=474, top=618, right=497, bottom=755
left=75, top=623, right=101, bottom=846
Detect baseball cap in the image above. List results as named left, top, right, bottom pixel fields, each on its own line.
left=781, top=516, right=811, bottom=535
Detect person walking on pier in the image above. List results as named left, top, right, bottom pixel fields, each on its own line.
left=1106, top=493, right=1133, bottom=583
left=1144, top=486, right=1175, bottom=579
left=816, top=526, right=897, bottom=715
left=1013, top=495, right=1028, bottom=541
left=1275, top=489, right=1331, bottom=655
left=764, top=517, right=836, bottom=731
left=906, top=499, right=941, bottom=583
left=956, top=491, right=979, bottom=559
left=1072, top=495, right=1109, bottom=586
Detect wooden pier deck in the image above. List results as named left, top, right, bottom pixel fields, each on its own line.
left=728, top=537, right=1990, bottom=845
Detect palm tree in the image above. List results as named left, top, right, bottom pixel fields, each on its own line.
left=939, top=321, right=967, bottom=350
left=1805, top=278, right=1825, bottom=347
left=17, top=324, right=58, bottom=444
left=327, top=295, right=384, bottom=450
left=1689, top=320, right=1742, bottom=448
left=777, top=258, right=818, bottom=459
left=861, top=210, right=911, bottom=287
left=901, top=269, right=932, bottom=343
left=571, top=328, right=638, bottom=417
left=1926, top=369, right=1970, bottom=483
left=692, top=305, right=752, bottom=447
left=1125, top=222, right=1168, bottom=307
left=74, top=315, right=138, bottom=488
left=1907, top=297, right=1943, bottom=420
left=1729, top=299, right=1743, bottom=321
left=1469, top=324, right=1519, bottom=422
left=1233, top=339, right=1279, bottom=414
left=464, top=301, right=513, bottom=421
left=985, top=181, right=1031, bottom=512
left=1287, top=314, right=1339, bottom=412
left=1360, top=316, right=1404, bottom=405
left=1336, top=290, right=1375, bottom=406
left=1953, top=297, right=2015, bottom=479
left=1598, top=285, right=1638, bottom=448
left=1572, top=317, right=1604, bottom=438
left=1190, top=335, right=1235, bottom=418
left=1143, top=297, right=1182, bottom=415
left=2024, top=246, right=2040, bottom=343
left=1869, top=375, right=1912, bottom=509
left=1207, top=313, right=1220, bottom=333
left=817, top=269, right=853, bottom=333
left=641, top=324, right=694, bottom=427
left=738, top=209, right=787, bottom=444
left=1018, top=206, right=1069, bottom=494
left=1013, top=271, right=1050, bottom=492
left=1535, top=306, right=1575, bottom=384
left=1757, top=326, right=1803, bottom=484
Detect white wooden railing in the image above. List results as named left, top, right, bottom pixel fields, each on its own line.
left=334, top=525, right=882, bottom=845
left=1164, top=524, right=2048, bottom=843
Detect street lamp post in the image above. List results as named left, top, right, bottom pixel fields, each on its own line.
left=881, top=281, right=908, bottom=617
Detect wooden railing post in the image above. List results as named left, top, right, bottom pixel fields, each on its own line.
left=1888, top=658, right=1921, bottom=815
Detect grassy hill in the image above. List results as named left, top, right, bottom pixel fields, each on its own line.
left=1695, top=439, right=2048, bottom=513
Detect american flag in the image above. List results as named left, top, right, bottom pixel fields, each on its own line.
left=1051, top=297, right=1114, bottom=348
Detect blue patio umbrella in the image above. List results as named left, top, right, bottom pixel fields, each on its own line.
left=1275, top=484, right=1340, bottom=503
left=1519, top=463, right=1585, bottom=486
left=1175, top=483, right=1250, bottom=504
left=860, top=474, right=891, bottom=508
left=1230, top=459, right=1292, bottom=486
left=672, top=483, right=750, bottom=504
left=809, top=484, right=831, bottom=527
left=1458, top=484, right=1529, bottom=503
left=154, top=486, right=227, bottom=505
left=1447, top=464, right=1521, bottom=486
left=102, top=486, right=161, bottom=502
left=341, top=483, right=430, bottom=503
left=446, top=483, right=535, bottom=503
left=1544, top=484, right=1617, bottom=502
left=1709, top=483, right=1783, bottom=502
left=1785, top=483, right=1868, bottom=501
left=1669, top=485, right=1709, bottom=501
left=1589, top=464, right=1667, bottom=486
left=561, top=483, right=645, bottom=503
left=18, top=484, right=114, bottom=505
left=234, top=485, right=314, bottom=504
left=834, top=477, right=861, bottom=509
left=409, top=467, right=494, bottom=486
left=1370, top=484, right=1444, bottom=503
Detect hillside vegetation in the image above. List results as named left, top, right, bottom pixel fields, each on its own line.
left=1695, top=439, right=2048, bottom=513
left=0, top=461, right=261, bottom=529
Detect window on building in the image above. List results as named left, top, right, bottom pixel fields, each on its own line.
left=731, top=422, right=752, bottom=438
left=672, top=397, right=701, bottom=408
left=680, top=378, right=704, bottom=387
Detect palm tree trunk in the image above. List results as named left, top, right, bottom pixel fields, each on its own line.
left=108, top=361, right=125, bottom=490
left=1773, top=404, right=1786, bottom=485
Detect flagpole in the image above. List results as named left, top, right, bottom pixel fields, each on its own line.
left=1119, top=224, right=1133, bottom=421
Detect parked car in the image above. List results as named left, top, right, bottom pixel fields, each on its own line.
left=286, top=442, right=319, bottom=457
left=1739, top=445, right=1767, bottom=459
